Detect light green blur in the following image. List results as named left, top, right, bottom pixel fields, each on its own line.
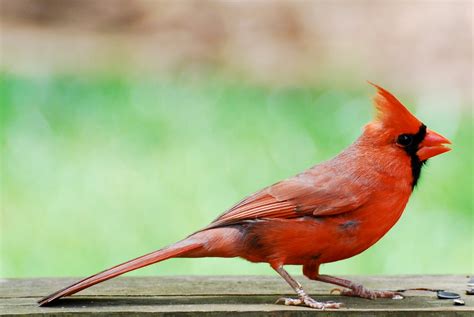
left=1, top=72, right=472, bottom=278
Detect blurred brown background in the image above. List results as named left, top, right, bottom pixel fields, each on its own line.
left=1, top=0, right=472, bottom=101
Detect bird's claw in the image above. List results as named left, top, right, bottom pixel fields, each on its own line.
left=276, top=296, right=343, bottom=309
left=330, top=288, right=342, bottom=295
left=333, top=286, right=404, bottom=300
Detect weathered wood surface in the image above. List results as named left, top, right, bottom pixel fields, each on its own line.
left=1, top=275, right=472, bottom=316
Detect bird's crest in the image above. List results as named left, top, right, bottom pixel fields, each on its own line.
left=369, top=82, right=421, bottom=133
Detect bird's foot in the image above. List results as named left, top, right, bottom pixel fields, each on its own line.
left=331, top=286, right=404, bottom=300
left=276, top=295, right=343, bottom=309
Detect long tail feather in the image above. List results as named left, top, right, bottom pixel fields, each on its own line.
left=38, top=240, right=202, bottom=306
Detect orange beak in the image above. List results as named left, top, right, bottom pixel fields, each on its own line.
left=417, top=128, right=451, bottom=161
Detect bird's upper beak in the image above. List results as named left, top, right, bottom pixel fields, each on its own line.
left=417, top=128, right=451, bottom=161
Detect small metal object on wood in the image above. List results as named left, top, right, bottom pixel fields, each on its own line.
left=1, top=275, right=472, bottom=316
left=437, top=290, right=461, bottom=299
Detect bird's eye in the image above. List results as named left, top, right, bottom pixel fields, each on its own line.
left=397, top=134, right=413, bottom=147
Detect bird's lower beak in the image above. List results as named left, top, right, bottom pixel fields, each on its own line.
left=417, top=128, right=451, bottom=161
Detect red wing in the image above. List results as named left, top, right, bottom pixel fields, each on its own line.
left=207, top=168, right=370, bottom=229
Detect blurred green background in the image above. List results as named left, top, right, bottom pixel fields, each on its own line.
left=1, top=1, right=472, bottom=278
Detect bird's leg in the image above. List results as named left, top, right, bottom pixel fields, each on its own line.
left=316, top=274, right=404, bottom=300
left=273, top=265, right=343, bottom=309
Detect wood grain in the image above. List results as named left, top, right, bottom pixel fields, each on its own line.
left=1, top=275, right=472, bottom=316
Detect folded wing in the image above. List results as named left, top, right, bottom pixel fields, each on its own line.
left=207, top=166, right=370, bottom=229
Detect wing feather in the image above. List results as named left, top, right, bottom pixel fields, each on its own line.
left=207, top=165, right=370, bottom=229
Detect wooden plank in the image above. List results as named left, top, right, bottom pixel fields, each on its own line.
left=1, top=275, right=472, bottom=316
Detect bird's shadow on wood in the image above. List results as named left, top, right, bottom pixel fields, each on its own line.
left=42, top=295, right=282, bottom=307
left=40, top=295, right=421, bottom=310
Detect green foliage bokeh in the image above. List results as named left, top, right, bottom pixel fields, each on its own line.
left=1, top=72, right=472, bottom=278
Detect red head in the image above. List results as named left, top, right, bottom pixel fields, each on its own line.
left=367, top=82, right=451, bottom=161
left=358, top=83, right=451, bottom=188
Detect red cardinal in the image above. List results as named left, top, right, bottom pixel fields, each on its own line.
left=39, top=83, right=451, bottom=309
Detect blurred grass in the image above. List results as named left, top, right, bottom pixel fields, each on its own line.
left=1, top=72, right=472, bottom=278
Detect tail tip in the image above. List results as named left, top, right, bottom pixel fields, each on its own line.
left=37, top=295, right=57, bottom=307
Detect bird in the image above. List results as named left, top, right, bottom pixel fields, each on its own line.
left=38, top=83, right=451, bottom=309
